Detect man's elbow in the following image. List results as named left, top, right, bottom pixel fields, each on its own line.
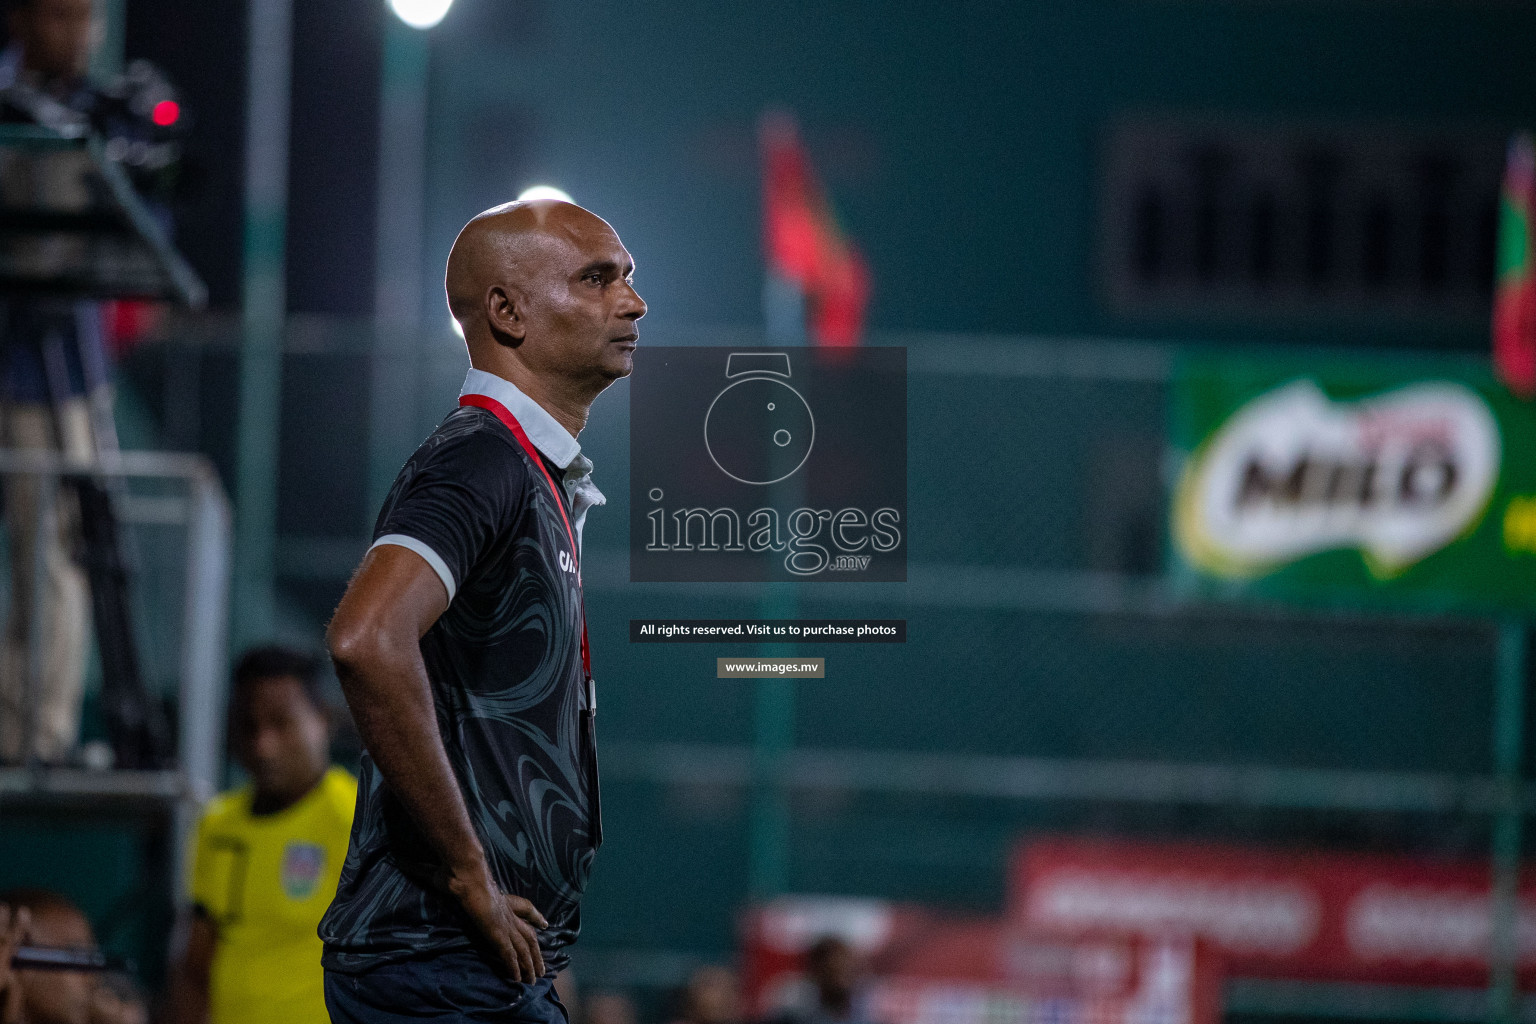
left=327, top=615, right=400, bottom=680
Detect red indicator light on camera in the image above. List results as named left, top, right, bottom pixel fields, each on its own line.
left=151, top=100, right=180, bottom=127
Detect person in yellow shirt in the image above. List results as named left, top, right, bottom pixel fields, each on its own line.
left=167, top=647, right=357, bottom=1024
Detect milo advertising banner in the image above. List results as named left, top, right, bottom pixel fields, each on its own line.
left=1171, top=357, right=1536, bottom=613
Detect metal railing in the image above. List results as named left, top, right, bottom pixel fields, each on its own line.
left=0, top=448, right=231, bottom=806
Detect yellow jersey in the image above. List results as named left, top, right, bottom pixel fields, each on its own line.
left=189, top=767, right=357, bottom=1024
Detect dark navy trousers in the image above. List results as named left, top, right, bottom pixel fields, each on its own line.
left=325, top=952, right=568, bottom=1024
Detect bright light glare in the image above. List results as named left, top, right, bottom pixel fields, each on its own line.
left=389, top=0, right=453, bottom=30
left=451, top=317, right=465, bottom=339
left=517, top=185, right=574, bottom=204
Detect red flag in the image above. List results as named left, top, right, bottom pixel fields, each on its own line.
left=760, top=111, right=870, bottom=346
left=1494, top=133, right=1536, bottom=397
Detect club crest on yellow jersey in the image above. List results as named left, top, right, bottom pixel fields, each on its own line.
left=281, top=841, right=326, bottom=900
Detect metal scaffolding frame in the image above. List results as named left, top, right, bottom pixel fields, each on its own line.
left=0, top=448, right=232, bottom=904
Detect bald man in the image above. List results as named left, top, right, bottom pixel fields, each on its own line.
left=319, top=200, right=644, bottom=1022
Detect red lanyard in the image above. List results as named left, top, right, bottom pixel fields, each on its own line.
left=459, top=393, right=591, bottom=682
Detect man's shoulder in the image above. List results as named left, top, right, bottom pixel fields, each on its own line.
left=319, top=766, right=359, bottom=821
left=197, top=785, right=253, bottom=834
left=413, top=406, right=530, bottom=476
left=385, top=407, right=533, bottom=509
left=424, top=404, right=520, bottom=451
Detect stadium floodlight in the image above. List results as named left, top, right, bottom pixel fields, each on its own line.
left=389, top=0, right=453, bottom=30
left=517, top=185, right=574, bottom=203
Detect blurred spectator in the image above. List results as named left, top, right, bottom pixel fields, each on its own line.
left=766, top=938, right=880, bottom=1024
left=166, top=647, right=356, bottom=1024
left=585, top=991, right=638, bottom=1024
left=0, top=0, right=104, bottom=766
left=0, top=0, right=184, bottom=767
left=0, top=887, right=147, bottom=1024
left=670, top=966, right=742, bottom=1024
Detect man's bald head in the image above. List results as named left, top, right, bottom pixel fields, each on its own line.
left=445, top=199, right=623, bottom=327
left=441, top=198, right=645, bottom=415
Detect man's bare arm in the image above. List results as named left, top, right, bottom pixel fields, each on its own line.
left=327, top=544, right=548, bottom=980
left=165, top=912, right=215, bottom=1024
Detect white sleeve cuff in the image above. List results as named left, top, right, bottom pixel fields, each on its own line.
left=370, top=534, right=456, bottom=602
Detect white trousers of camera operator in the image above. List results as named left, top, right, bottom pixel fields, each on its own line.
left=0, top=397, right=93, bottom=764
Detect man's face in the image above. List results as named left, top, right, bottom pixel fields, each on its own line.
left=516, top=216, right=647, bottom=386
left=232, top=676, right=329, bottom=805
left=15, top=0, right=96, bottom=82
left=18, top=905, right=96, bottom=1024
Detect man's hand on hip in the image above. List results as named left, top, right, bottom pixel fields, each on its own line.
left=449, top=869, right=548, bottom=983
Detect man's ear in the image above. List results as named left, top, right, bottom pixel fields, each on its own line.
left=486, top=284, right=525, bottom=344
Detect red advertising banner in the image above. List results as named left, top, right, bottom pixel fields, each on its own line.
left=741, top=897, right=1221, bottom=1024
left=1012, top=837, right=1536, bottom=988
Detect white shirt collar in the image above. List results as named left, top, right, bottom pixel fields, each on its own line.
left=459, top=367, right=606, bottom=547
left=460, top=367, right=581, bottom=469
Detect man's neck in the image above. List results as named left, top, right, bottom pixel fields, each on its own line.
left=486, top=359, right=593, bottom=439
left=250, top=767, right=326, bottom=817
